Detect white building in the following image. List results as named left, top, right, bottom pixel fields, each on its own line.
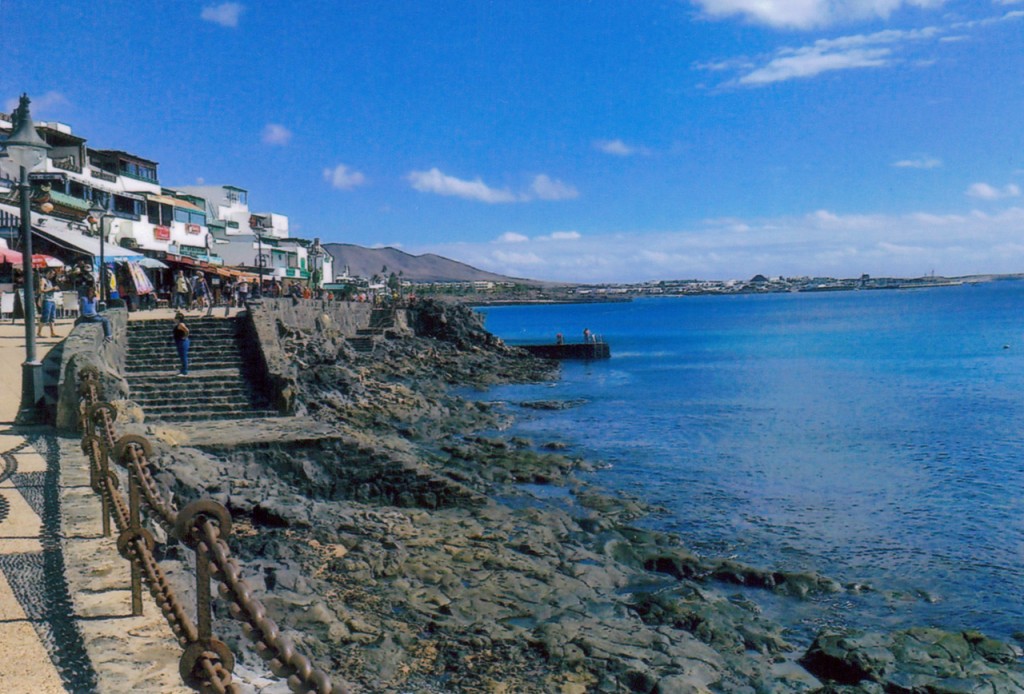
left=0, top=114, right=217, bottom=267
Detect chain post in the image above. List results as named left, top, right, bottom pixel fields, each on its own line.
left=197, top=541, right=213, bottom=643
left=98, top=442, right=112, bottom=537
left=128, top=458, right=144, bottom=616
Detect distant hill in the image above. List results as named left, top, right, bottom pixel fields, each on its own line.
left=323, top=243, right=541, bottom=285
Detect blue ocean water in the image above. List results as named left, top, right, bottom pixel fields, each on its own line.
left=476, top=282, right=1024, bottom=643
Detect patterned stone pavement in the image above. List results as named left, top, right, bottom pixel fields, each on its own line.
left=0, top=315, right=189, bottom=693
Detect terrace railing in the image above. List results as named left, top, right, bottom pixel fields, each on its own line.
left=77, top=367, right=337, bottom=694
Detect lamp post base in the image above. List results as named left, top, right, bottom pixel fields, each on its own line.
left=17, top=360, right=44, bottom=425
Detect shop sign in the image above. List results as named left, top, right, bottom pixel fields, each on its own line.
left=154, top=226, right=171, bottom=240
left=186, top=223, right=201, bottom=235
left=28, top=172, right=66, bottom=183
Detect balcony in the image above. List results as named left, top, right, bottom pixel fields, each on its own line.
left=90, top=168, right=117, bottom=183
left=51, top=156, right=82, bottom=174
left=119, top=170, right=159, bottom=185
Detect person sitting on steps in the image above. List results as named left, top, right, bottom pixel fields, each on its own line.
left=78, top=285, right=112, bottom=343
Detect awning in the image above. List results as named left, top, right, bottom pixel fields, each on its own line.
left=33, top=225, right=146, bottom=263
left=218, top=267, right=260, bottom=281
left=47, top=190, right=93, bottom=212
left=146, top=194, right=205, bottom=213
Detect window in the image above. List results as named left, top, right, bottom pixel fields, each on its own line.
left=147, top=201, right=173, bottom=226
left=174, top=208, right=190, bottom=224
left=112, top=195, right=140, bottom=219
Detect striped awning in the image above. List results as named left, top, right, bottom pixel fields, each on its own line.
left=47, top=190, right=93, bottom=212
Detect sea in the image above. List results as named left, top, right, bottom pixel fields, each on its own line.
left=474, top=281, right=1024, bottom=645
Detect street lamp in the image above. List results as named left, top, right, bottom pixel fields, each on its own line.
left=255, top=232, right=264, bottom=297
left=4, top=94, right=51, bottom=421
left=88, top=198, right=109, bottom=304
left=308, top=238, right=323, bottom=289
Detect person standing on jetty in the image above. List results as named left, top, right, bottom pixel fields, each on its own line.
left=79, top=286, right=112, bottom=342
left=173, top=311, right=190, bottom=376
left=36, top=270, right=58, bottom=338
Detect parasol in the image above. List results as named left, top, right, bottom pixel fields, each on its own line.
left=0, top=247, right=24, bottom=264
left=32, top=253, right=65, bottom=269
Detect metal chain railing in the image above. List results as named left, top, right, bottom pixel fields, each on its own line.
left=77, top=367, right=336, bottom=694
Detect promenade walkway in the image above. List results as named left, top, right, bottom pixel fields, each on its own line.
left=0, top=309, right=222, bottom=693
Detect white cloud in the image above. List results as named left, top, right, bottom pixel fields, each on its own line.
left=261, top=123, right=292, bottom=146
left=529, top=174, right=579, bottom=201
left=545, top=231, right=582, bottom=241
left=323, top=164, right=366, bottom=191
left=407, top=169, right=579, bottom=203
left=407, top=168, right=517, bottom=203
left=966, top=182, right=1021, bottom=200
left=727, top=28, right=939, bottom=86
left=892, top=156, right=942, bottom=169
left=691, top=0, right=946, bottom=30
left=201, top=3, right=244, bottom=28
left=595, top=139, right=650, bottom=157
left=740, top=46, right=892, bottom=84
left=701, top=12, right=1023, bottom=88
left=417, top=206, right=1024, bottom=283
left=496, top=232, right=529, bottom=243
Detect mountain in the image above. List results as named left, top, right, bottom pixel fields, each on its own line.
left=323, top=243, right=540, bottom=285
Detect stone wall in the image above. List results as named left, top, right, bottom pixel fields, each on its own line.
left=54, top=309, right=129, bottom=432
left=243, top=299, right=384, bottom=414
left=247, top=297, right=376, bottom=339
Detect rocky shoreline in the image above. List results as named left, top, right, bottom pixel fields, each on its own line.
left=139, top=300, right=1023, bottom=692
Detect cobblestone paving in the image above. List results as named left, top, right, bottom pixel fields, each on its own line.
left=0, top=435, right=97, bottom=692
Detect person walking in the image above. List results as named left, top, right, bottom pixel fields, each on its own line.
left=173, top=271, right=190, bottom=310
left=193, top=274, right=211, bottom=316
left=173, top=311, right=190, bottom=376
left=79, top=286, right=112, bottom=342
left=36, top=270, right=58, bottom=338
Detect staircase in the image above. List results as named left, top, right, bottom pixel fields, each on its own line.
left=349, top=308, right=397, bottom=353
left=125, top=316, right=277, bottom=422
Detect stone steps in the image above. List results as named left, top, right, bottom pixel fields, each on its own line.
left=123, top=316, right=275, bottom=423
left=348, top=336, right=376, bottom=353
left=125, top=357, right=245, bottom=373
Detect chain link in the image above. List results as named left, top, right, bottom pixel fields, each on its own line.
left=78, top=370, right=336, bottom=694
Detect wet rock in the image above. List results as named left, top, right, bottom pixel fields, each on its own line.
left=519, top=399, right=588, bottom=410
left=800, top=628, right=1024, bottom=691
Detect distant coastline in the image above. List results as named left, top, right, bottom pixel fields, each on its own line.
left=460, top=272, right=1024, bottom=306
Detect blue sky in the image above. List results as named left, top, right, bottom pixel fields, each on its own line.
left=2, top=1, right=1023, bottom=282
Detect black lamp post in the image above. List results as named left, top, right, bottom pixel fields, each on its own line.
left=5, top=94, right=51, bottom=421
left=88, top=198, right=109, bottom=304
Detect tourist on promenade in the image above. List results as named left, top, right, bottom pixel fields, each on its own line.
left=193, top=274, right=211, bottom=315
left=79, top=286, right=112, bottom=342
left=173, top=271, right=189, bottom=310
left=36, top=270, right=58, bottom=338
left=237, top=278, right=250, bottom=305
left=173, top=311, right=190, bottom=376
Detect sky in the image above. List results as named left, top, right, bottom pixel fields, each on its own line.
left=2, top=0, right=1023, bottom=283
